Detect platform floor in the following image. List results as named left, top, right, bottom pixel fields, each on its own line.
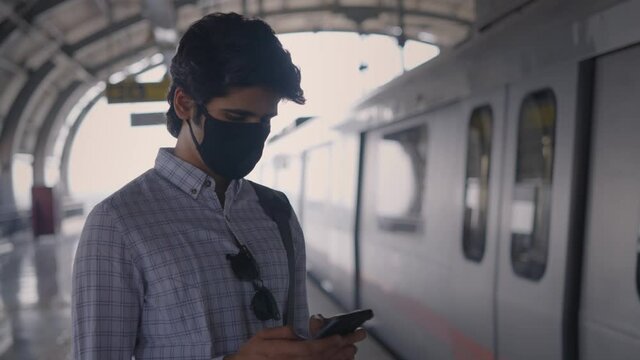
left=306, top=279, right=396, bottom=360
left=0, top=217, right=395, bottom=359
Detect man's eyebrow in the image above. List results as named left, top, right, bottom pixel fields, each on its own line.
left=222, top=108, right=277, bottom=118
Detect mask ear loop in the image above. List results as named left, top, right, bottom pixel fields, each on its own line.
left=186, top=104, right=206, bottom=151
left=186, top=119, right=201, bottom=150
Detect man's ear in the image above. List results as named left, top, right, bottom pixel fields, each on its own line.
left=173, top=87, right=195, bottom=122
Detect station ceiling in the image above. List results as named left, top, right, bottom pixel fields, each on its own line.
left=0, top=0, right=474, bottom=194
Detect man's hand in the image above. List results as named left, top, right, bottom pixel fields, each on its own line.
left=309, top=314, right=327, bottom=338
left=309, top=313, right=368, bottom=342
left=226, top=323, right=367, bottom=360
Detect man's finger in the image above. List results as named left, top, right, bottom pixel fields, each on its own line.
left=260, top=337, right=343, bottom=358
left=256, top=329, right=348, bottom=358
left=342, top=328, right=367, bottom=344
left=304, top=334, right=346, bottom=355
left=336, top=344, right=358, bottom=359
left=259, top=339, right=314, bottom=357
left=257, top=326, right=298, bottom=340
left=309, top=314, right=326, bottom=336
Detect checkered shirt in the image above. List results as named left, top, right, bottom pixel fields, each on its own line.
left=72, top=148, right=310, bottom=359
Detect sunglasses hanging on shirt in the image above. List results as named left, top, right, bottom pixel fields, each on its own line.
left=226, top=244, right=281, bottom=321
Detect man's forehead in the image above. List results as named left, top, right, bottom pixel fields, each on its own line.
left=211, top=86, right=281, bottom=115
left=223, top=86, right=281, bottom=101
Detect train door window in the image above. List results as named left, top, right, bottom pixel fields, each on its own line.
left=375, top=123, right=428, bottom=233
left=510, top=89, right=557, bottom=281
left=462, top=106, right=493, bottom=262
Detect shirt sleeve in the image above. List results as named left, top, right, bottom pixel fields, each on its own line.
left=72, top=202, right=143, bottom=359
left=289, top=209, right=311, bottom=338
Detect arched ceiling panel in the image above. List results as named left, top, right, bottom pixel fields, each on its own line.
left=89, top=43, right=157, bottom=78
left=263, top=11, right=358, bottom=34
left=74, top=19, right=152, bottom=68
left=0, top=69, right=26, bottom=117
left=21, top=89, right=56, bottom=153
left=1, top=28, right=49, bottom=68
left=61, top=14, right=145, bottom=55
left=18, top=58, right=85, bottom=153
left=405, top=0, right=474, bottom=20
left=0, top=60, right=55, bottom=163
left=0, top=1, right=66, bottom=44
left=36, top=0, right=108, bottom=43
left=36, top=0, right=142, bottom=44
left=32, top=80, right=84, bottom=185
left=35, top=0, right=102, bottom=37
left=14, top=58, right=69, bottom=152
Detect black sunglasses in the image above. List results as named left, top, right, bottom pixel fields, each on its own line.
left=226, top=245, right=281, bottom=321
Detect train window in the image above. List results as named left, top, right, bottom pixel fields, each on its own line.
left=462, top=106, right=493, bottom=262
left=375, top=123, right=428, bottom=233
left=510, top=89, right=557, bottom=281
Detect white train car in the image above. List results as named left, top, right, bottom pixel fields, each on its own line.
left=258, top=0, right=640, bottom=359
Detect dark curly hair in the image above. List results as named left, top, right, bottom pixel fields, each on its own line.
left=166, top=12, right=305, bottom=138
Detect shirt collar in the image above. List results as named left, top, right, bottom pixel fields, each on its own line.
left=154, top=148, right=244, bottom=200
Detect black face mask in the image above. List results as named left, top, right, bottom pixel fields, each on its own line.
left=187, top=105, right=270, bottom=180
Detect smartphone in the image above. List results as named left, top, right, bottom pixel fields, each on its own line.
left=314, top=309, right=374, bottom=339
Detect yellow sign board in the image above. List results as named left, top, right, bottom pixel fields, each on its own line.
left=106, top=76, right=170, bottom=104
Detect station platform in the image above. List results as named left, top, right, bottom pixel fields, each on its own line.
left=0, top=217, right=394, bottom=360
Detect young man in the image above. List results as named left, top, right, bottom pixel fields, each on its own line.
left=72, top=12, right=366, bottom=360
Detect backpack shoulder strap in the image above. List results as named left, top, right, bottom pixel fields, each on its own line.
left=249, top=181, right=296, bottom=327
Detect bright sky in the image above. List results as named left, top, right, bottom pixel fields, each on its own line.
left=11, top=32, right=438, bottom=206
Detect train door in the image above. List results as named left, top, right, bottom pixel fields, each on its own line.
left=496, top=63, right=579, bottom=360
left=580, top=45, right=640, bottom=359
left=300, top=144, right=334, bottom=292
left=359, top=103, right=478, bottom=359
left=446, top=90, right=507, bottom=360
left=301, top=137, right=359, bottom=310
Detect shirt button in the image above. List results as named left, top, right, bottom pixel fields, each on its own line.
left=190, top=189, right=197, bottom=195
left=204, top=179, right=212, bottom=187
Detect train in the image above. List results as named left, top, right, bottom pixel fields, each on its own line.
left=254, top=0, right=640, bottom=359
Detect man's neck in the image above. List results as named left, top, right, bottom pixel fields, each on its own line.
left=174, top=141, right=231, bottom=206
left=212, top=174, right=230, bottom=208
